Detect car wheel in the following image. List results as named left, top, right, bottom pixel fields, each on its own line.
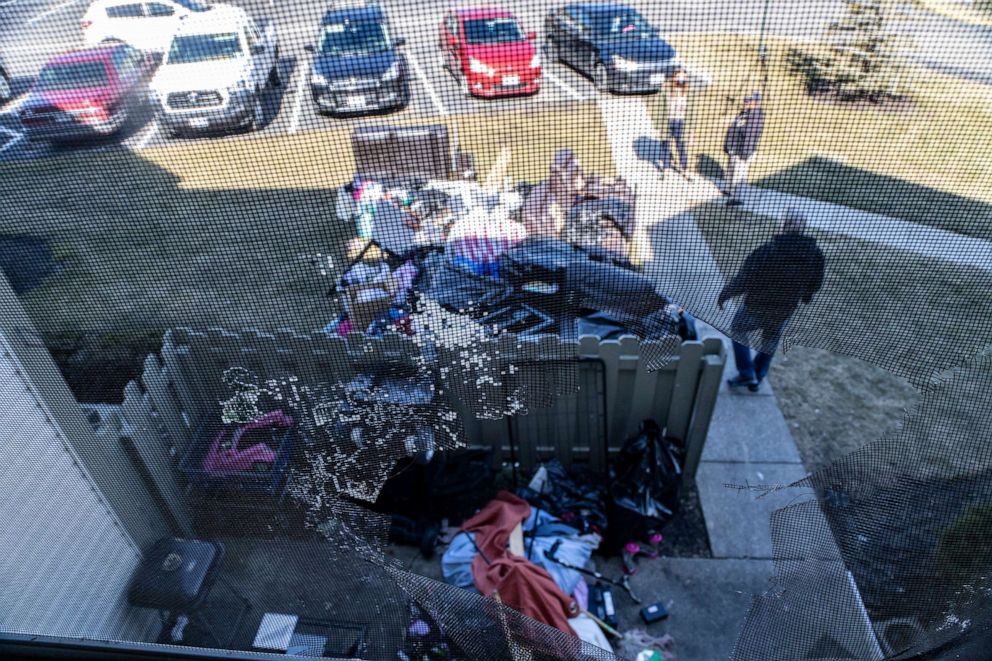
left=594, top=62, right=610, bottom=93
left=0, top=70, right=11, bottom=105
left=250, top=93, right=264, bottom=131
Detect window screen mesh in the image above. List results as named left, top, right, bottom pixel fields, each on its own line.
left=1, top=0, right=991, bottom=659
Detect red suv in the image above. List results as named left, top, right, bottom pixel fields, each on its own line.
left=19, top=43, right=154, bottom=142
left=440, top=7, right=541, bottom=98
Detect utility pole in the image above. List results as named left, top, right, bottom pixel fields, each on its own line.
left=758, top=0, right=772, bottom=65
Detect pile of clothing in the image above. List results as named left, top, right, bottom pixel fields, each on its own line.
left=441, top=492, right=609, bottom=650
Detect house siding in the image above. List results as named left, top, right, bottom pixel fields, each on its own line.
left=0, top=340, right=158, bottom=643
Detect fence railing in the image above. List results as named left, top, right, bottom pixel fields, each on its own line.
left=116, top=328, right=724, bottom=533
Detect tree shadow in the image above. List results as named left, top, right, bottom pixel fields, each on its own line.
left=756, top=156, right=992, bottom=240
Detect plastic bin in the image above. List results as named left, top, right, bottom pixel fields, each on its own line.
left=179, top=413, right=295, bottom=496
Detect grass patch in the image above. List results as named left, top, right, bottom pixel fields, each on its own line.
left=694, top=203, right=992, bottom=470
left=652, top=34, right=992, bottom=239
left=694, top=203, right=992, bottom=388
left=0, top=104, right=611, bottom=400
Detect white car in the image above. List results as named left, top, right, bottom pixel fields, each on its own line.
left=149, top=4, right=279, bottom=135
left=81, top=0, right=213, bottom=54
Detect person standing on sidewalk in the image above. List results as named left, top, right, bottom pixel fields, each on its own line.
left=717, top=208, right=825, bottom=392
left=653, top=67, right=695, bottom=178
left=723, top=91, right=765, bottom=206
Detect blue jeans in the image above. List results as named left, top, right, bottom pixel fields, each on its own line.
left=668, top=119, right=688, bottom=171
left=730, top=306, right=785, bottom=382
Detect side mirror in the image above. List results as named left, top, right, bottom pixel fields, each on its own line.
left=393, top=37, right=406, bottom=47
left=527, top=31, right=537, bottom=40
left=447, top=36, right=458, bottom=49
left=304, top=44, right=315, bottom=53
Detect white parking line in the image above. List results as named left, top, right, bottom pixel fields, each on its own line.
left=0, top=126, right=25, bottom=157
left=27, top=0, right=81, bottom=25
left=133, top=121, right=158, bottom=149
left=406, top=52, right=448, bottom=117
left=543, top=70, right=585, bottom=102
left=288, top=66, right=308, bottom=134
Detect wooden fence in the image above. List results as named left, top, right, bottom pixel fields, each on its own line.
left=116, top=328, right=724, bottom=534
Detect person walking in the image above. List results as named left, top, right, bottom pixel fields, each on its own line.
left=717, top=208, right=825, bottom=392
left=654, top=67, right=695, bottom=179
left=723, top=91, right=765, bottom=206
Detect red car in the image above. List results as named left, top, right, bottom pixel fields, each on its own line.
left=19, top=43, right=154, bottom=142
left=440, top=7, right=541, bottom=98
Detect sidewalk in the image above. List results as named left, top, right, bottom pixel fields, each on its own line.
left=597, top=94, right=992, bottom=272
left=598, top=94, right=885, bottom=659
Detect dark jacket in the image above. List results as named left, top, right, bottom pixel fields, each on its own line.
left=718, top=232, right=825, bottom=330
left=723, top=107, right=765, bottom=160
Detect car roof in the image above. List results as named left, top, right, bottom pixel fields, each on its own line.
left=175, top=3, right=248, bottom=34
left=564, top=2, right=636, bottom=13
left=45, top=45, right=121, bottom=67
left=322, top=4, right=384, bottom=24
left=455, top=6, right=515, bottom=20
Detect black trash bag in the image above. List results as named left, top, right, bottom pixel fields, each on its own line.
left=516, top=458, right=609, bottom=535
left=605, top=419, right=685, bottom=553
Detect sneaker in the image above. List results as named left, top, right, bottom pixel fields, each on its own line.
left=727, top=375, right=758, bottom=391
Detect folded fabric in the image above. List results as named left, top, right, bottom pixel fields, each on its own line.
left=446, top=207, right=527, bottom=266
left=460, top=491, right=578, bottom=633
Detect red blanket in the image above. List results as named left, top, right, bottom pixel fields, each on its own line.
left=462, top=491, right=578, bottom=633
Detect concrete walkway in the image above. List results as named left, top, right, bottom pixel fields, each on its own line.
left=597, top=94, right=887, bottom=659
left=597, top=94, right=992, bottom=272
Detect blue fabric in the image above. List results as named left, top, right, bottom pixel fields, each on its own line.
left=730, top=305, right=785, bottom=382
left=668, top=119, right=688, bottom=171
left=451, top=255, right=500, bottom=278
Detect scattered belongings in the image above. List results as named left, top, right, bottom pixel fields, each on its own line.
left=327, top=125, right=697, bottom=344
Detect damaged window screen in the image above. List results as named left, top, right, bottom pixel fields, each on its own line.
left=1, top=0, right=992, bottom=660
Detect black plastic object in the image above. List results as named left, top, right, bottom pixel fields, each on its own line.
left=479, top=303, right=555, bottom=336
left=517, top=458, right=608, bottom=536
left=589, top=583, right=619, bottom=629
left=606, top=420, right=685, bottom=554
left=127, top=538, right=222, bottom=611
left=640, top=601, right=669, bottom=624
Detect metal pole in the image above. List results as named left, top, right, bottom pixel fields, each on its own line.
left=758, top=0, right=771, bottom=64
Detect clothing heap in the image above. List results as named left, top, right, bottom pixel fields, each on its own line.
left=441, top=491, right=610, bottom=650
left=326, top=149, right=696, bottom=344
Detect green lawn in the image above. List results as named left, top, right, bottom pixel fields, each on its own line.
left=693, top=203, right=992, bottom=470
left=0, top=105, right=613, bottom=400
left=652, top=34, right=992, bottom=239
left=693, top=203, right=992, bottom=390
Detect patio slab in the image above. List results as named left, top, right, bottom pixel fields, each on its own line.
left=695, top=462, right=812, bottom=559
left=597, top=556, right=776, bottom=661
left=701, top=390, right=802, bottom=464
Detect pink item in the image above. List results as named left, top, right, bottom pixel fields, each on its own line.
left=336, top=318, right=353, bottom=336
left=203, top=410, right=293, bottom=478
left=446, top=208, right=527, bottom=266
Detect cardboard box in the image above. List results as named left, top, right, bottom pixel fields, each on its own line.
left=344, top=275, right=397, bottom=331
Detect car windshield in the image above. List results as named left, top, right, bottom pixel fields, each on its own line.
left=36, top=60, right=109, bottom=90
left=173, top=0, right=211, bottom=11
left=319, top=21, right=390, bottom=56
left=463, top=17, right=524, bottom=45
left=582, top=8, right=654, bottom=38
left=167, top=33, right=242, bottom=63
